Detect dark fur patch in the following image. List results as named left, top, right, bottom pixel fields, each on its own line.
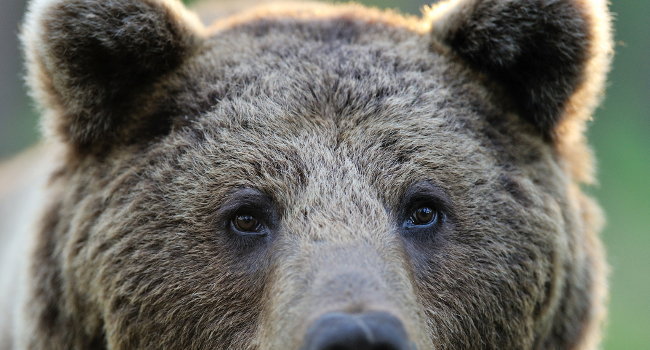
left=499, top=173, right=531, bottom=207
left=437, top=0, right=590, bottom=138
left=36, top=0, right=199, bottom=151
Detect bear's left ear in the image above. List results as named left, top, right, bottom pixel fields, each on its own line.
left=428, top=0, right=613, bottom=140
left=22, top=0, right=205, bottom=151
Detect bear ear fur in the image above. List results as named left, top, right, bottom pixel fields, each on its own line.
left=428, top=0, right=613, bottom=141
left=22, top=0, right=204, bottom=151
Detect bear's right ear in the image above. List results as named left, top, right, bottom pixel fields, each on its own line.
left=22, top=0, right=204, bottom=151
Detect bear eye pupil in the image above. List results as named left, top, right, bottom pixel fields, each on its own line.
left=412, top=206, right=436, bottom=225
left=233, top=214, right=260, bottom=232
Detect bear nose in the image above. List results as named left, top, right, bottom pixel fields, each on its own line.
left=301, top=311, right=413, bottom=350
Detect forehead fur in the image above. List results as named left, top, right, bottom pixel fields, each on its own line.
left=153, top=6, right=546, bottom=171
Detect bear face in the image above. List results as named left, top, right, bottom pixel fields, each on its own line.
left=18, top=0, right=612, bottom=349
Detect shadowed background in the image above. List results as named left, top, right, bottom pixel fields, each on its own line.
left=0, top=0, right=647, bottom=348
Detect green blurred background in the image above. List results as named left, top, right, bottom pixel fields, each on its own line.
left=0, top=0, right=647, bottom=348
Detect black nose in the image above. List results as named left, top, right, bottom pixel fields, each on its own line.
left=301, top=311, right=413, bottom=350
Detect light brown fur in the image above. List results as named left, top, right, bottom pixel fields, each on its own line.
left=0, top=0, right=613, bottom=349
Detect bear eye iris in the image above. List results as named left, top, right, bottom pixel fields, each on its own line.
left=233, top=214, right=260, bottom=232
left=411, top=206, right=437, bottom=225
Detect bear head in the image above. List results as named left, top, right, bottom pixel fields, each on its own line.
left=21, top=0, right=612, bottom=348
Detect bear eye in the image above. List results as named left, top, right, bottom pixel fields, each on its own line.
left=410, top=206, right=438, bottom=226
left=399, top=181, right=451, bottom=236
left=231, top=213, right=263, bottom=234
left=218, top=188, right=278, bottom=242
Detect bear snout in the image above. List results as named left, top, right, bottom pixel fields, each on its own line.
left=301, top=311, right=414, bottom=350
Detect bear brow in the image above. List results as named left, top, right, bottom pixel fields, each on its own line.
left=399, top=181, right=453, bottom=213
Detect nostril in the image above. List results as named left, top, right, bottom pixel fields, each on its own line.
left=301, top=311, right=413, bottom=350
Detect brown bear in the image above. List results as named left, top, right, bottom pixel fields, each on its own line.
left=0, top=0, right=613, bottom=349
